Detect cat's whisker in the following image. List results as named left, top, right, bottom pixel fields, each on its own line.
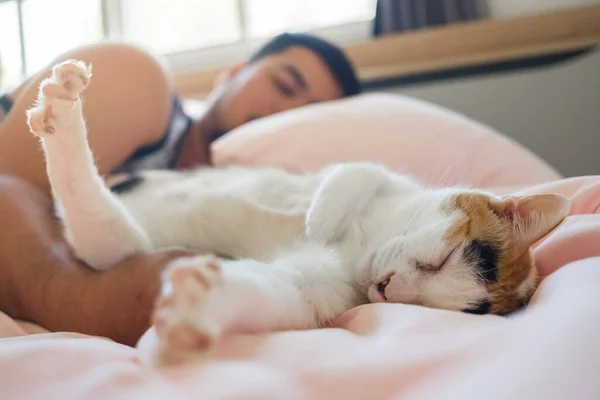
left=403, top=208, right=420, bottom=235
left=434, top=164, right=453, bottom=187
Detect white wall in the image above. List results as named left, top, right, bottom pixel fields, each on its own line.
left=486, top=0, right=600, bottom=19
left=381, top=1, right=600, bottom=178
left=389, top=49, right=600, bottom=177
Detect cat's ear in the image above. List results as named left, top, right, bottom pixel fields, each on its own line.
left=306, top=163, right=391, bottom=243
left=489, top=194, right=571, bottom=248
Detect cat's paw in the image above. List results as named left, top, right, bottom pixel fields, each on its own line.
left=306, top=163, right=389, bottom=243
left=52, top=59, right=92, bottom=98
left=26, top=59, right=92, bottom=137
left=151, top=255, right=223, bottom=367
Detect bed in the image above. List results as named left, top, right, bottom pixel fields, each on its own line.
left=2, top=93, right=599, bottom=399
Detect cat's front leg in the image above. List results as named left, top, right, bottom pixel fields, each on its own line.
left=26, top=60, right=152, bottom=270
left=150, top=245, right=360, bottom=366
left=306, top=162, right=393, bottom=243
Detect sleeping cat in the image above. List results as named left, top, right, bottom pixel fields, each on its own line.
left=26, top=60, right=570, bottom=365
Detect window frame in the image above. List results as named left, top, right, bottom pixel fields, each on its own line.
left=1, top=0, right=27, bottom=76
left=103, top=0, right=374, bottom=72
left=2, top=0, right=374, bottom=81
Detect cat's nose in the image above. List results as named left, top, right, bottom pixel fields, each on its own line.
left=377, top=277, right=391, bottom=300
left=382, top=275, right=420, bottom=304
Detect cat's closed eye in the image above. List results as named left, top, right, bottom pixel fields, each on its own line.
left=415, top=247, right=457, bottom=273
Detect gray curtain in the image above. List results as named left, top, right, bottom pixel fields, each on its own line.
left=373, top=0, right=487, bottom=36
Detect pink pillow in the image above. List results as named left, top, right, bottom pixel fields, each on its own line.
left=211, top=93, right=561, bottom=189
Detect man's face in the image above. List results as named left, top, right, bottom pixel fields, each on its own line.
left=209, top=46, right=344, bottom=133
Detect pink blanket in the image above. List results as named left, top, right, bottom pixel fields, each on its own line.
left=2, top=176, right=600, bottom=400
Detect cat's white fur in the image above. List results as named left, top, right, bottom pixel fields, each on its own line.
left=27, top=61, right=569, bottom=360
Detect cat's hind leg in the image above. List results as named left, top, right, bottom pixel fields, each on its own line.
left=151, top=255, right=223, bottom=366
left=150, top=245, right=359, bottom=367
left=27, top=60, right=152, bottom=270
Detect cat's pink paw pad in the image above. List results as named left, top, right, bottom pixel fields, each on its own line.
left=25, top=59, right=91, bottom=137
left=151, top=255, right=222, bottom=366
left=52, top=59, right=92, bottom=98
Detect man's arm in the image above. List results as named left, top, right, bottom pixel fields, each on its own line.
left=0, top=176, right=193, bottom=346
left=0, top=43, right=197, bottom=345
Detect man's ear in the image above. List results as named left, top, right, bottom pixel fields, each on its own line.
left=214, top=61, right=247, bottom=88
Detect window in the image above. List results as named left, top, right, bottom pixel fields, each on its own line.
left=0, top=0, right=103, bottom=89
left=120, top=0, right=242, bottom=54
left=245, top=0, right=375, bottom=38
left=0, top=0, right=376, bottom=90
left=0, top=1, right=22, bottom=88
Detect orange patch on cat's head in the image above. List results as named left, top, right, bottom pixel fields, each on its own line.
left=443, top=192, right=569, bottom=315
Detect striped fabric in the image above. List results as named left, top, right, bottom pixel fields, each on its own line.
left=373, top=0, right=485, bottom=35
left=0, top=94, right=12, bottom=123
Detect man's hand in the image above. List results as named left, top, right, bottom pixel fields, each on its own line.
left=0, top=176, right=194, bottom=346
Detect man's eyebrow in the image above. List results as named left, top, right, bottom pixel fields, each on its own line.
left=281, top=63, right=307, bottom=91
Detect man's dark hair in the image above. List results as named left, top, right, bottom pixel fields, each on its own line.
left=250, top=33, right=361, bottom=97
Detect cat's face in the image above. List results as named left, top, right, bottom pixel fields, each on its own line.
left=360, top=190, right=570, bottom=315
